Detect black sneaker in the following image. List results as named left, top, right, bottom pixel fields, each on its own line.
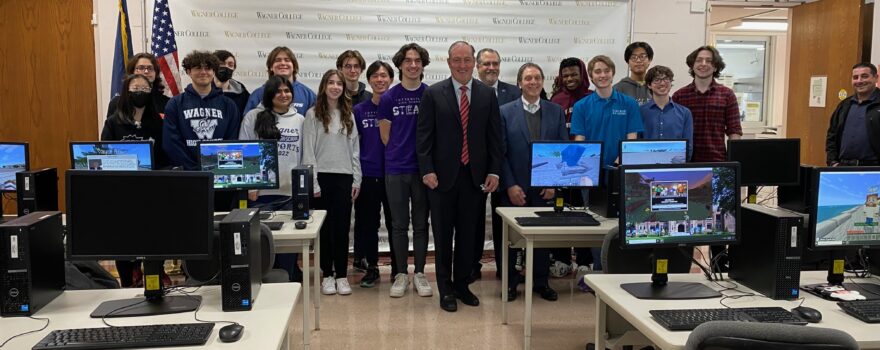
left=360, top=267, right=380, bottom=288
left=353, top=258, right=368, bottom=272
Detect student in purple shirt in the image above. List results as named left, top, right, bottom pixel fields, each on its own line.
left=378, top=43, right=433, bottom=299
left=353, top=60, right=397, bottom=288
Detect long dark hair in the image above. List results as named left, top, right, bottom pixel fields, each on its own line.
left=254, top=76, right=295, bottom=140
left=126, top=52, right=165, bottom=96
left=315, top=69, right=354, bottom=136
left=114, top=74, right=152, bottom=125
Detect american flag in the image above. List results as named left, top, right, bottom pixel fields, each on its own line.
left=151, top=0, right=182, bottom=96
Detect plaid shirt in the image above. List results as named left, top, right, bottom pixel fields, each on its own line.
left=672, top=80, right=742, bottom=162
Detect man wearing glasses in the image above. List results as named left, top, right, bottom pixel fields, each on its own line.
left=640, top=65, right=694, bottom=161
left=337, top=50, right=372, bottom=107
left=614, top=42, right=654, bottom=106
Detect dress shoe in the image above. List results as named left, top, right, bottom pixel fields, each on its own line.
left=440, top=294, right=458, bottom=312
left=506, top=287, right=518, bottom=302
left=455, top=289, right=480, bottom=306
left=467, top=269, right=482, bottom=284
left=534, top=285, right=558, bottom=301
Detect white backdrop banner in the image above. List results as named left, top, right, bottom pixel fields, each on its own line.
left=169, top=0, right=632, bottom=93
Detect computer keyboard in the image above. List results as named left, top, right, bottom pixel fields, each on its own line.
left=263, top=221, right=284, bottom=230
left=838, top=300, right=880, bottom=323
left=534, top=210, right=593, bottom=218
left=649, top=307, right=807, bottom=331
left=214, top=212, right=271, bottom=221
left=32, top=322, right=215, bottom=350
left=514, top=216, right=600, bottom=226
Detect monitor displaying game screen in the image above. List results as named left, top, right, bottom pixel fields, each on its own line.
left=70, top=141, right=153, bottom=171
left=620, top=163, right=740, bottom=248
left=811, top=168, right=880, bottom=249
left=0, top=143, right=28, bottom=192
left=197, top=140, right=279, bottom=190
left=529, top=141, right=602, bottom=188
left=620, top=139, right=688, bottom=165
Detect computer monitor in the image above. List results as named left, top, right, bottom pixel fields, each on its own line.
left=727, top=138, right=800, bottom=187
left=197, top=140, right=279, bottom=191
left=620, top=139, right=688, bottom=165
left=66, top=170, right=214, bottom=317
left=69, top=141, right=154, bottom=171
left=0, top=142, right=29, bottom=192
left=529, top=141, right=602, bottom=188
left=618, top=162, right=741, bottom=299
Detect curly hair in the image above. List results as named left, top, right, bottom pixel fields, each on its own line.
left=685, top=46, right=725, bottom=78
left=181, top=50, right=220, bottom=72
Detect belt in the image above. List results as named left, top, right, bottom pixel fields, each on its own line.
left=839, top=159, right=880, bottom=166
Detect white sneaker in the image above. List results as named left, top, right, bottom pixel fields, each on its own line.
left=390, top=273, right=409, bottom=298
left=321, top=277, right=337, bottom=295
left=336, top=278, right=352, bottom=295
left=575, top=265, right=592, bottom=282
left=549, top=261, right=573, bottom=278
left=413, top=272, right=433, bottom=297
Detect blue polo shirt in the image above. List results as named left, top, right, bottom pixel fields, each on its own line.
left=640, top=99, right=694, bottom=161
left=570, top=90, right=644, bottom=166
left=243, top=80, right=316, bottom=116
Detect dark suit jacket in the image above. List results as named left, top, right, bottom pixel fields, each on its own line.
left=496, top=81, right=522, bottom=106
left=417, top=78, right=503, bottom=192
left=499, top=99, right=568, bottom=199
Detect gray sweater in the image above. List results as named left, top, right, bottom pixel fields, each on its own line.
left=613, top=77, right=651, bottom=106
left=301, top=108, right=361, bottom=194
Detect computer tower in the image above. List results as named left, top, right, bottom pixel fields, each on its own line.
left=0, top=211, right=64, bottom=316
left=589, top=167, right=619, bottom=218
left=292, top=165, right=313, bottom=220
left=729, top=204, right=803, bottom=300
left=219, top=208, right=262, bottom=311
left=16, top=168, right=58, bottom=217
left=777, top=164, right=814, bottom=214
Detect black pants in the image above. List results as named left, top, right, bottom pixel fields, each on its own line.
left=473, top=191, right=503, bottom=276
left=353, top=176, right=396, bottom=272
left=316, top=173, right=354, bottom=278
left=550, top=188, right=593, bottom=266
left=429, top=165, right=480, bottom=296
left=507, top=188, right=551, bottom=288
left=115, top=260, right=140, bottom=287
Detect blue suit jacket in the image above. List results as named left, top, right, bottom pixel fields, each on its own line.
left=499, top=99, right=568, bottom=202
left=497, top=81, right=522, bottom=106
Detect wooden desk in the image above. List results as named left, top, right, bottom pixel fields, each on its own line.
left=495, top=207, right=618, bottom=350
left=0, top=283, right=300, bottom=349
left=586, top=271, right=880, bottom=350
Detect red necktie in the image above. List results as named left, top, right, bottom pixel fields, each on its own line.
left=459, top=85, right=470, bottom=165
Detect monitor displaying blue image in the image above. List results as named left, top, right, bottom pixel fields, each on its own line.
left=0, top=143, right=29, bottom=192
left=812, top=169, right=880, bottom=249
left=198, top=140, right=279, bottom=190
left=70, top=142, right=153, bottom=171
left=620, top=139, right=687, bottom=165
left=529, top=141, right=602, bottom=188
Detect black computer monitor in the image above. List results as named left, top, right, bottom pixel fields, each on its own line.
left=0, top=142, right=29, bottom=192
left=529, top=141, right=602, bottom=214
left=66, top=170, right=214, bottom=317
left=197, top=140, right=279, bottom=191
left=618, top=162, right=741, bottom=299
left=620, top=139, right=688, bottom=165
left=727, top=138, right=800, bottom=188
left=69, top=141, right=154, bottom=171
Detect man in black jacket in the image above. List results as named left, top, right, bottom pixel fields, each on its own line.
left=827, top=62, right=880, bottom=166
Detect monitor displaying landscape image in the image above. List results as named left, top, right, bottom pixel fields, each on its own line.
left=198, top=140, right=279, bottom=190
left=70, top=142, right=153, bottom=171
left=529, top=141, right=602, bottom=188
left=0, top=143, right=28, bottom=192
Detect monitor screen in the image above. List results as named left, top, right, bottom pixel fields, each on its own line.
left=198, top=140, right=280, bottom=191
left=727, top=138, right=800, bottom=186
left=66, top=170, right=214, bottom=260
left=70, top=141, right=153, bottom=171
left=811, top=167, right=880, bottom=249
left=620, top=163, right=741, bottom=248
left=529, top=141, right=602, bottom=188
left=0, top=143, right=29, bottom=192
left=620, top=139, right=688, bottom=165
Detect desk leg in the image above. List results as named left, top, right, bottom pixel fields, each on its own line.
left=281, top=329, right=291, bottom=350
left=595, top=293, right=607, bottom=350
left=314, top=235, right=321, bottom=330
left=302, top=244, right=310, bottom=347
left=524, top=239, right=533, bottom=350
left=501, top=222, right=509, bottom=324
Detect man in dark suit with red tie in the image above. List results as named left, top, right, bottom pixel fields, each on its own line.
left=417, top=41, right=504, bottom=312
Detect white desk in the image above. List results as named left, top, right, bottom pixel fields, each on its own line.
left=586, top=271, right=880, bottom=350
left=1, top=283, right=300, bottom=350
left=495, top=207, right=618, bottom=350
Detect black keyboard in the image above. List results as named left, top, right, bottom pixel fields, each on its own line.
left=534, top=210, right=593, bottom=218
left=263, top=221, right=284, bottom=230
left=515, top=216, right=600, bottom=226
left=32, top=322, right=214, bottom=350
left=838, top=300, right=880, bottom=323
left=649, top=307, right=807, bottom=331
left=214, top=212, right=271, bottom=221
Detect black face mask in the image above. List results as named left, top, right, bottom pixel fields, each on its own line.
left=131, top=91, right=150, bottom=108
left=216, top=67, right=234, bottom=82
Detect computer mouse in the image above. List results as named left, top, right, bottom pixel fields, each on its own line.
left=791, top=306, right=822, bottom=323
left=218, top=324, right=244, bottom=343
left=294, top=221, right=307, bottom=230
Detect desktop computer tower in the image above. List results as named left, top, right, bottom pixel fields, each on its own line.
left=729, top=204, right=803, bottom=300
left=589, top=167, right=619, bottom=218
left=219, top=208, right=262, bottom=311
left=16, top=168, right=58, bottom=217
left=292, top=165, right=313, bottom=220
left=0, top=211, right=64, bottom=316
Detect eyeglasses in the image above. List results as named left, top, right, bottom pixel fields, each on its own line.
left=629, top=54, right=649, bottom=62
left=134, top=65, right=154, bottom=73
left=342, top=64, right=361, bottom=71
left=651, top=77, right=672, bottom=84
left=129, top=86, right=152, bottom=93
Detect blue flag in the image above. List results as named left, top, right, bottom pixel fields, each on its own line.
left=110, top=0, right=133, bottom=98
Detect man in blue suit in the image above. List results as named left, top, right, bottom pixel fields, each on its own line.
left=499, top=63, right=565, bottom=302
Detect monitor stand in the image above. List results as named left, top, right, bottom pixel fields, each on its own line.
left=90, top=260, right=201, bottom=318
left=534, top=187, right=592, bottom=217
left=620, top=250, right=721, bottom=300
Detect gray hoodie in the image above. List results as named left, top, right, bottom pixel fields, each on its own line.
left=613, top=77, right=651, bottom=106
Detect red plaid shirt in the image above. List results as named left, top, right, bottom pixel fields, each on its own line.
left=672, top=80, right=742, bottom=162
